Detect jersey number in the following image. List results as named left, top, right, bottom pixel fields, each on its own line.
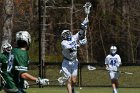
left=7, top=55, right=14, bottom=72
left=110, top=60, right=117, bottom=66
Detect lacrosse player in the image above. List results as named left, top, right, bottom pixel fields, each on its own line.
left=105, top=46, right=122, bottom=93
left=0, top=42, right=19, bottom=93
left=61, top=17, right=89, bottom=93
left=10, top=31, right=49, bottom=93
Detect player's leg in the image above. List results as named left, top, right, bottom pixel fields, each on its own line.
left=62, top=60, right=72, bottom=93
left=109, top=71, right=118, bottom=93
left=114, top=72, right=119, bottom=89
left=66, top=77, right=72, bottom=93
left=71, top=60, right=78, bottom=93
left=4, top=87, right=18, bottom=93
left=2, top=76, right=18, bottom=93
left=111, top=79, right=118, bottom=93
left=71, top=76, right=77, bottom=93
left=113, top=72, right=120, bottom=93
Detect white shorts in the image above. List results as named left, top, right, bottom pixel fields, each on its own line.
left=61, top=59, right=78, bottom=78
left=109, top=71, right=119, bottom=80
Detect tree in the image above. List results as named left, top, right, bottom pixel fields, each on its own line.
left=2, top=0, right=14, bottom=50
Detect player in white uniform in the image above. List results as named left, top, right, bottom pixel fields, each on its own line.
left=61, top=17, right=88, bottom=93
left=105, top=46, right=121, bottom=93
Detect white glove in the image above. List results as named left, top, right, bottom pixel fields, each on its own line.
left=59, top=69, right=62, bottom=74
left=36, top=77, right=49, bottom=85
left=116, top=63, right=121, bottom=67
left=106, top=66, right=110, bottom=71
left=79, top=38, right=87, bottom=45
left=81, top=17, right=89, bottom=30
left=24, top=80, right=29, bottom=89
left=76, top=44, right=80, bottom=47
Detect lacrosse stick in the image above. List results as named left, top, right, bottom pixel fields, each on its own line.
left=28, top=76, right=68, bottom=86
left=90, top=67, right=133, bottom=75
left=83, top=2, right=92, bottom=36
left=87, top=65, right=96, bottom=70
left=57, top=76, right=68, bottom=85
left=0, top=74, right=6, bottom=84
left=116, top=71, right=133, bottom=75
left=83, top=2, right=92, bottom=69
left=0, top=68, right=6, bottom=85
left=45, top=76, right=68, bottom=85
left=83, top=2, right=92, bottom=21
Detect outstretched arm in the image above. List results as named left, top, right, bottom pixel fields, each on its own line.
left=79, top=17, right=89, bottom=40
left=21, top=72, right=49, bottom=85
left=21, top=72, right=37, bottom=81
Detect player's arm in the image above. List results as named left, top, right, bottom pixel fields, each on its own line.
left=116, top=55, right=122, bottom=67
left=21, top=72, right=49, bottom=85
left=73, top=17, right=89, bottom=40
left=79, top=17, right=89, bottom=45
left=79, top=17, right=89, bottom=39
left=105, top=56, right=109, bottom=70
left=20, top=72, right=37, bottom=81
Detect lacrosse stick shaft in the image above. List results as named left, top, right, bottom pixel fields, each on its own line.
left=83, top=2, right=91, bottom=64
left=92, top=68, right=133, bottom=74
left=0, top=74, right=6, bottom=84
left=95, top=68, right=133, bottom=75
left=28, top=76, right=68, bottom=86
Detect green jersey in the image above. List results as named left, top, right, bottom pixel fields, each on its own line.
left=11, top=48, right=29, bottom=89
left=0, top=52, right=18, bottom=92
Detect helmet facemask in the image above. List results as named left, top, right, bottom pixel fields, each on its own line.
left=1, top=42, right=12, bottom=53
left=110, top=46, right=117, bottom=56
left=61, top=30, right=72, bottom=41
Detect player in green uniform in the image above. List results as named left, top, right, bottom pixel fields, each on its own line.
left=11, top=31, right=49, bottom=93
left=0, top=42, right=19, bottom=93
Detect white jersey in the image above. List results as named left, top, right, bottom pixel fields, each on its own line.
left=61, top=33, right=79, bottom=61
left=105, top=54, right=121, bottom=71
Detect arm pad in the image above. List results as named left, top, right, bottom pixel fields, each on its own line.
left=80, top=17, right=89, bottom=30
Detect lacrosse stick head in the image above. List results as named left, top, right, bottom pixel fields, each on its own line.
left=57, top=76, right=68, bottom=85
left=83, top=2, right=92, bottom=15
left=87, top=65, right=96, bottom=70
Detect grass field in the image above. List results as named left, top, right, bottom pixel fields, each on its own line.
left=1, top=87, right=140, bottom=93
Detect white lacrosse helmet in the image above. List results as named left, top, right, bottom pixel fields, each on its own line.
left=61, top=30, right=72, bottom=41
left=16, top=31, right=31, bottom=45
left=110, top=46, right=117, bottom=54
left=1, top=42, right=12, bottom=53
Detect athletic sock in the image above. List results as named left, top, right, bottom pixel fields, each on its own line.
left=113, top=88, right=117, bottom=93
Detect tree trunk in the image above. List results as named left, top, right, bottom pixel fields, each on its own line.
left=2, top=0, right=14, bottom=47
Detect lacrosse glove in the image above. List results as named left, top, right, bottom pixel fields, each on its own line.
left=116, top=62, right=121, bottom=67
left=24, top=80, right=29, bottom=89
left=79, top=38, right=87, bottom=45
left=36, top=77, right=49, bottom=85
left=81, top=17, right=89, bottom=30
left=106, top=66, right=110, bottom=71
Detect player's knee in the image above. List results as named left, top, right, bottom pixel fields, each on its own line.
left=67, top=78, right=72, bottom=84
left=72, top=77, right=77, bottom=84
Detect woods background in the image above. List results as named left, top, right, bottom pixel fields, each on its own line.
left=0, top=0, right=140, bottom=64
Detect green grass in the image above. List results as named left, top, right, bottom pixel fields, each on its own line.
left=1, top=87, right=140, bottom=93
left=28, top=66, right=140, bottom=87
